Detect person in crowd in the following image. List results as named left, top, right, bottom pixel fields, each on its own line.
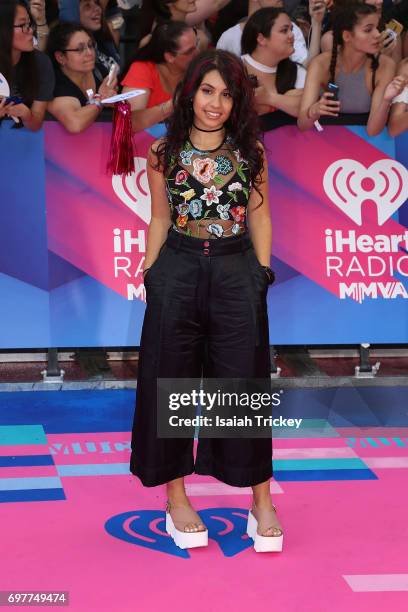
left=217, top=0, right=326, bottom=67
left=137, top=0, right=232, bottom=50
left=130, top=48, right=282, bottom=553
left=0, top=0, right=55, bottom=131
left=241, top=7, right=306, bottom=116
left=46, top=22, right=117, bottom=134
left=388, top=57, right=408, bottom=136
left=298, top=2, right=404, bottom=135
left=321, top=0, right=402, bottom=63
left=78, top=0, right=120, bottom=80
left=29, top=1, right=50, bottom=51
left=121, top=21, right=199, bottom=131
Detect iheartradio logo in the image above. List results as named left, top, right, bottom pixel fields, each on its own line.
left=323, top=159, right=408, bottom=226
left=111, top=157, right=151, bottom=225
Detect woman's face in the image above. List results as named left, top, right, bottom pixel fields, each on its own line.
left=59, top=31, right=96, bottom=73
left=170, top=0, right=197, bottom=16
left=79, top=0, right=102, bottom=32
left=168, top=27, right=199, bottom=72
left=12, top=5, right=34, bottom=53
left=345, top=13, right=381, bottom=55
left=262, top=13, right=294, bottom=61
left=193, top=69, right=234, bottom=131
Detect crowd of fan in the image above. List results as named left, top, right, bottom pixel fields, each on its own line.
left=1, top=0, right=408, bottom=137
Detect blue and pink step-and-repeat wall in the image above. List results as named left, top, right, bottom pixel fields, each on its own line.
left=1, top=118, right=408, bottom=348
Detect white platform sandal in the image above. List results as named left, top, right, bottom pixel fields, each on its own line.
left=246, top=502, right=284, bottom=552
left=165, top=501, right=208, bottom=549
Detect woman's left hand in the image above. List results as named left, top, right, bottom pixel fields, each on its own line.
left=384, top=75, right=407, bottom=103
left=4, top=102, right=32, bottom=122
left=30, top=0, right=46, bottom=24
left=309, top=0, right=326, bottom=24
left=98, top=75, right=118, bottom=105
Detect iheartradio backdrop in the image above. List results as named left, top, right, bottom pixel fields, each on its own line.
left=0, top=119, right=408, bottom=348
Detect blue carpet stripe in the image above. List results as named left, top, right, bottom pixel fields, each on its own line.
left=57, top=463, right=129, bottom=476
left=0, top=455, right=55, bottom=467
left=0, top=477, right=63, bottom=491
left=274, top=458, right=368, bottom=471
left=0, top=488, right=66, bottom=503
left=0, top=425, right=47, bottom=445
left=274, top=469, right=378, bottom=481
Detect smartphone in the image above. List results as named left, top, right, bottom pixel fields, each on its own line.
left=3, top=95, right=23, bottom=104
left=386, top=19, right=403, bottom=37
left=327, top=82, right=339, bottom=101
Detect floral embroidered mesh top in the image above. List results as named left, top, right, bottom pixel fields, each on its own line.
left=165, top=136, right=252, bottom=239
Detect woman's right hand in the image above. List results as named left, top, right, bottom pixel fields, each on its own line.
left=97, top=75, right=118, bottom=104
left=308, top=91, right=340, bottom=119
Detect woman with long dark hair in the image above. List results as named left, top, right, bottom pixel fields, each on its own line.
left=78, top=0, right=120, bottom=80
left=46, top=22, right=117, bottom=134
left=321, top=0, right=402, bottom=62
left=121, top=21, right=199, bottom=131
left=0, top=0, right=54, bottom=130
left=241, top=7, right=306, bottom=117
left=298, top=2, right=403, bottom=135
left=130, top=49, right=283, bottom=553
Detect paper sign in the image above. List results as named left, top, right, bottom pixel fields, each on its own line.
left=101, top=90, right=146, bottom=104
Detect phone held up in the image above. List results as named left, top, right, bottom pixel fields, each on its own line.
left=327, top=82, right=339, bottom=101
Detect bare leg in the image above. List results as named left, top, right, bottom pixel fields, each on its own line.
left=166, top=477, right=206, bottom=533
left=251, top=479, right=283, bottom=536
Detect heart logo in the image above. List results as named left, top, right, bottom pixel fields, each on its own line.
left=323, top=159, right=408, bottom=225
left=105, top=508, right=253, bottom=558
left=112, top=156, right=151, bottom=225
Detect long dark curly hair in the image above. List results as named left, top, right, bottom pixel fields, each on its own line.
left=155, top=49, right=264, bottom=203
left=330, top=2, right=380, bottom=92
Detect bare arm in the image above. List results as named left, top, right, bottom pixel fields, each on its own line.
left=1, top=99, right=48, bottom=132
left=247, top=147, right=272, bottom=267
left=144, top=142, right=172, bottom=273
left=47, top=75, right=117, bottom=134
left=366, top=56, right=397, bottom=136
left=304, top=0, right=326, bottom=67
left=255, top=86, right=303, bottom=118
left=388, top=60, right=408, bottom=137
left=298, top=54, right=340, bottom=130
left=122, top=86, right=173, bottom=131
left=185, top=0, right=232, bottom=26
left=47, top=96, right=102, bottom=133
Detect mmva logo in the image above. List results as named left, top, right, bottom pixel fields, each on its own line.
left=323, top=159, right=408, bottom=226
left=112, top=157, right=151, bottom=225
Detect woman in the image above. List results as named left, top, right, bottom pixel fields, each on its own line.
left=298, top=2, right=403, bottom=135
left=130, top=49, right=283, bottom=553
left=241, top=7, right=306, bottom=117
left=0, top=0, right=54, bottom=131
left=136, top=0, right=229, bottom=50
left=388, top=58, right=408, bottom=136
left=79, top=0, right=120, bottom=80
left=321, top=0, right=402, bottom=62
left=47, top=23, right=117, bottom=134
left=121, top=21, right=199, bottom=132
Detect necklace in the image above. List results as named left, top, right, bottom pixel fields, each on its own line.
left=192, top=123, right=224, bottom=133
left=242, top=54, right=277, bottom=74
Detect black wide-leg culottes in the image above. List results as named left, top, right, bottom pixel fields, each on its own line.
left=130, top=228, right=273, bottom=487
